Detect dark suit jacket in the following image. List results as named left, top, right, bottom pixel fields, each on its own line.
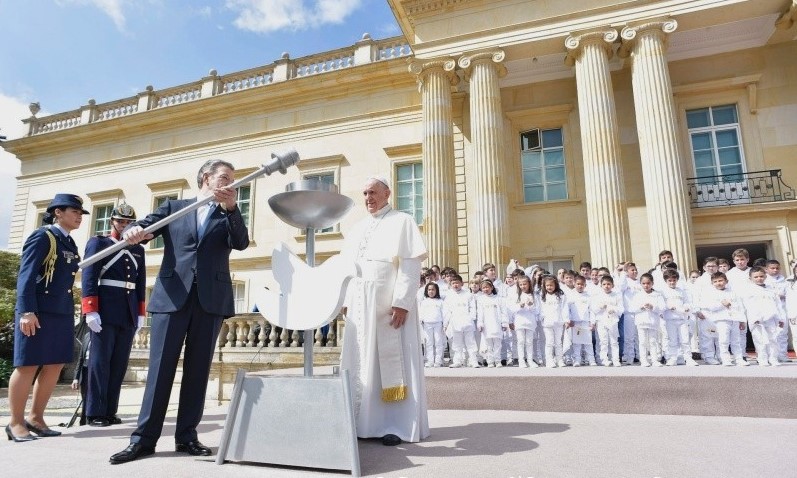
left=133, top=198, right=250, bottom=317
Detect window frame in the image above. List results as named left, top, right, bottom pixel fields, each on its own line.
left=685, top=104, right=747, bottom=181
left=295, top=154, right=346, bottom=240
left=149, top=193, right=179, bottom=249
left=91, top=203, right=115, bottom=236
left=520, top=127, right=568, bottom=203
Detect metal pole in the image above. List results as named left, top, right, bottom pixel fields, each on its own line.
left=303, top=226, right=315, bottom=377
left=79, top=149, right=300, bottom=269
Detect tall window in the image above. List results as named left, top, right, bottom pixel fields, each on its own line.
left=150, top=194, right=177, bottom=249
left=521, top=128, right=567, bottom=202
left=396, top=163, right=423, bottom=225
left=92, top=204, right=114, bottom=235
left=232, top=281, right=246, bottom=314
left=687, top=104, right=745, bottom=182
left=302, top=173, right=334, bottom=233
left=237, top=185, right=252, bottom=227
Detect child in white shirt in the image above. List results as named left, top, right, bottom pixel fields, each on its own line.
left=443, top=274, right=479, bottom=368
left=475, top=279, right=508, bottom=368
left=785, top=262, right=797, bottom=359
left=506, top=276, right=539, bottom=368
left=538, top=275, right=569, bottom=368
left=631, top=273, right=665, bottom=367
left=419, top=282, right=445, bottom=368
left=700, top=272, right=747, bottom=366
left=590, top=275, right=624, bottom=367
left=695, top=257, right=721, bottom=364
left=764, top=259, right=789, bottom=361
left=568, top=275, right=596, bottom=366
left=660, top=270, right=698, bottom=366
left=743, top=267, right=784, bottom=366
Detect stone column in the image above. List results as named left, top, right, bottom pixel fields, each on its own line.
left=409, top=59, right=460, bottom=268
left=458, top=50, right=510, bottom=269
left=565, top=29, right=632, bottom=268
left=620, top=19, right=696, bottom=269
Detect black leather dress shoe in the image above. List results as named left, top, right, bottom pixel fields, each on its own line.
left=381, top=434, right=401, bottom=446
left=88, top=417, right=111, bottom=427
left=108, top=416, right=123, bottom=425
left=25, top=420, right=62, bottom=437
left=175, top=440, right=212, bottom=456
left=109, top=443, right=155, bottom=464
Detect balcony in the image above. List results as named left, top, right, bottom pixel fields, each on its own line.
left=686, top=170, right=796, bottom=208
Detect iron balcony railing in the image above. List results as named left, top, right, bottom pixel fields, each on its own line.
left=686, top=169, right=796, bottom=208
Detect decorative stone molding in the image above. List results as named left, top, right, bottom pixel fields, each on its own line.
left=564, top=28, right=618, bottom=66
left=776, top=0, right=797, bottom=30
left=618, top=18, right=678, bottom=58
left=401, top=0, right=480, bottom=18
left=673, top=74, right=762, bottom=114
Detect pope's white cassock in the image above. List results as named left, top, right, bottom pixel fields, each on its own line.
left=340, top=204, right=430, bottom=442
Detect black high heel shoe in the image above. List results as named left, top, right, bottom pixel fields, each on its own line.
left=25, top=420, right=61, bottom=437
left=6, top=424, right=38, bottom=442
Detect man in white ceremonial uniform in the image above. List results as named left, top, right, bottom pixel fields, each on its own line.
left=340, top=176, right=430, bottom=447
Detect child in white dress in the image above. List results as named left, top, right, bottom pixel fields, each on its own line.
left=700, top=271, right=747, bottom=366
left=743, top=267, right=784, bottom=366
left=476, top=279, right=508, bottom=367
left=507, top=276, right=539, bottom=368
left=660, top=270, right=698, bottom=366
left=538, top=275, right=568, bottom=368
left=418, top=282, right=445, bottom=367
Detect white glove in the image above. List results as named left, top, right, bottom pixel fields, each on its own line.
left=86, top=311, right=102, bottom=333
left=136, top=316, right=146, bottom=334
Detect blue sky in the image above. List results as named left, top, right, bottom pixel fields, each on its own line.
left=0, top=0, right=401, bottom=249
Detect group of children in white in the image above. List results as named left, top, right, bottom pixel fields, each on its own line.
left=416, top=248, right=796, bottom=369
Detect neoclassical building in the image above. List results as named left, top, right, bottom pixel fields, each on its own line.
left=4, top=0, right=797, bottom=315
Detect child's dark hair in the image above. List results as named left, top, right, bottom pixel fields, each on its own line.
left=541, top=275, right=564, bottom=300
left=662, top=261, right=678, bottom=271
left=480, top=279, right=497, bottom=295
left=703, top=256, right=718, bottom=266
left=662, top=269, right=680, bottom=281
left=515, top=276, right=533, bottom=301
left=600, top=275, right=614, bottom=285
left=748, top=266, right=767, bottom=276
left=578, top=261, right=592, bottom=270
left=574, top=274, right=587, bottom=284
left=450, top=273, right=463, bottom=283
left=752, top=258, right=767, bottom=268
left=658, top=250, right=673, bottom=260
left=711, top=271, right=727, bottom=281
left=766, top=259, right=780, bottom=267
left=640, top=272, right=654, bottom=284
left=424, top=282, right=441, bottom=299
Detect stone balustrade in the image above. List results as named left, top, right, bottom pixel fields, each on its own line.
left=22, top=36, right=413, bottom=136
left=127, top=313, right=346, bottom=400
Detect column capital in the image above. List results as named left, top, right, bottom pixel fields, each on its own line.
left=408, top=58, right=459, bottom=91
left=457, top=49, right=507, bottom=78
left=618, top=18, right=678, bottom=58
left=564, top=28, right=618, bottom=66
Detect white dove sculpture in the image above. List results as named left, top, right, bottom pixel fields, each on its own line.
left=255, top=242, right=360, bottom=330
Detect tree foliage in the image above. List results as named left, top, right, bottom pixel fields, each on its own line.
left=0, top=251, right=20, bottom=384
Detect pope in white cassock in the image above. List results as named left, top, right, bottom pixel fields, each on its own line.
left=340, top=176, right=430, bottom=447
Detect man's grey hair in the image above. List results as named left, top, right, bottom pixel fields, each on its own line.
left=197, top=159, right=235, bottom=187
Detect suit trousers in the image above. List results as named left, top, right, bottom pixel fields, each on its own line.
left=131, top=284, right=223, bottom=447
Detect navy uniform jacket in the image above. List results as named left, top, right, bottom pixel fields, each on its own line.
left=81, top=236, right=146, bottom=326
left=16, top=225, right=80, bottom=316
left=134, top=198, right=249, bottom=317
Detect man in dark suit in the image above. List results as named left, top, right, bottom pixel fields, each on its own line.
left=81, top=203, right=146, bottom=427
left=109, top=160, right=250, bottom=464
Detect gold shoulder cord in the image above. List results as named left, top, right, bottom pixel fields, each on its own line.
left=42, top=229, right=57, bottom=287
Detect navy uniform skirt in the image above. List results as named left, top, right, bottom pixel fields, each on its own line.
left=13, top=312, right=75, bottom=367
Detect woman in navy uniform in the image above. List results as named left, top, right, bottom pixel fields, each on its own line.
left=6, top=193, right=88, bottom=442
left=81, top=202, right=146, bottom=427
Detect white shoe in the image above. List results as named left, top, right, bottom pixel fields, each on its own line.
left=653, top=361, right=663, bottom=367
left=721, top=361, right=734, bottom=367
left=528, top=360, right=539, bottom=368
left=425, top=363, right=432, bottom=368
left=759, top=360, right=770, bottom=367
left=770, top=359, right=781, bottom=367
left=613, top=361, right=622, bottom=367
left=520, top=360, right=529, bottom=368
left=642, top=361, right=651, bottom=367
left=572, top=361, right=581, bottom=367
left=588, top=361, right=597, bottom=366
left=449, top=362, right=462, bottom=368
left=686, top=359, right=699, bottom=366
left=736, top=359, right=749, bottom=367
left=496, top=362, right=503, bottom=368
left=557, top=360, right=566, bottom=367
left=470, top=362, right=481, bottom=368
left=666, top=358, right=677, bottom=366
left=705, top=358, right=720, bottom=365
left=487, top=362, right=495, bottom=368
left=546, top=362, right=557, bottom=368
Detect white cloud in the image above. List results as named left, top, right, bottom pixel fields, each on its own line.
left=0, top=94, right=31, bottom=249
left=226, top=0, right=363, bottom=33
left=55, top=0, right=129, bottom=31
